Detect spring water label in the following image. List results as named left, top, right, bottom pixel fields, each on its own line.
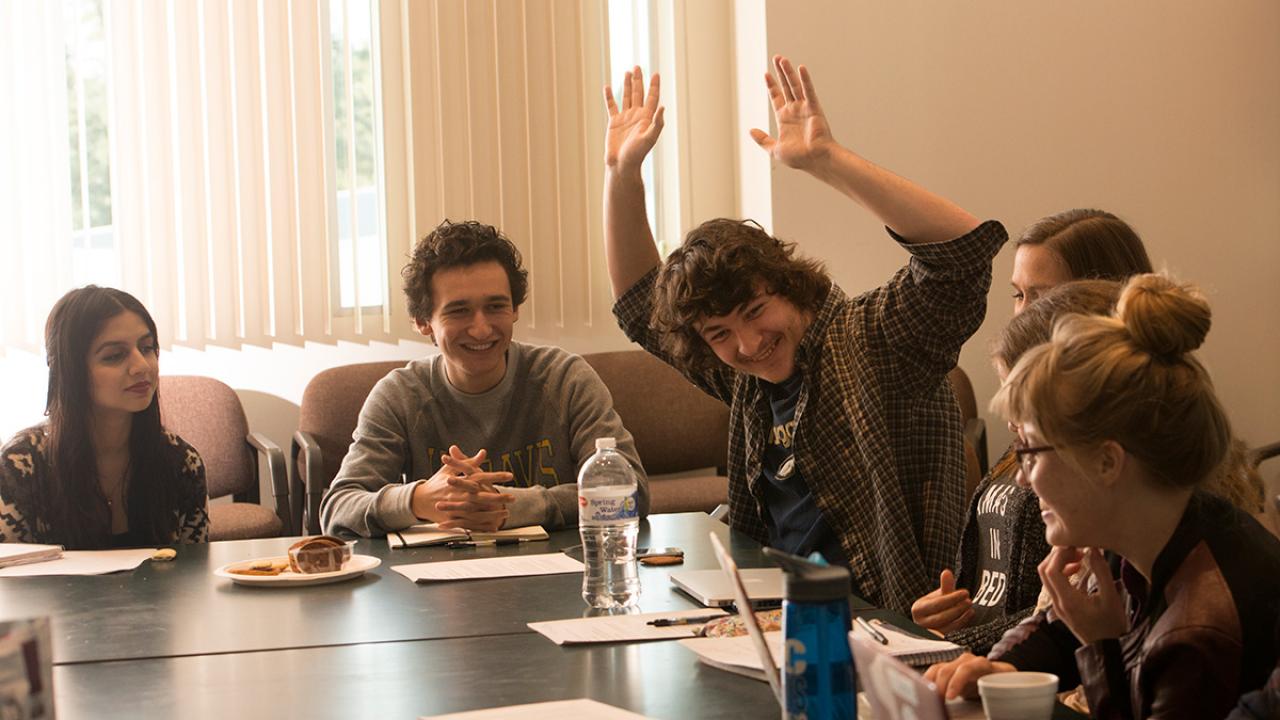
left=578, top=487, right=639, bottom=524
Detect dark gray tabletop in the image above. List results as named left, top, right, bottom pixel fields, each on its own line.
left=53, top=631, right=783, bottom=720
left=0, top=513, right=773, bottom=665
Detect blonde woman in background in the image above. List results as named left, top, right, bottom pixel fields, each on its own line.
left=926, top=274, right=1280, bottom=718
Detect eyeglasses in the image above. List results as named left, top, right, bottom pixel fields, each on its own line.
left=1013, top=441, right=1056, bottom=476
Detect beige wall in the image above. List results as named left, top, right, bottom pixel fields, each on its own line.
left=763, top=0, right=1280, bottom=455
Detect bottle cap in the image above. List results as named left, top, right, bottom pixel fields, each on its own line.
left=595, top=437, right=617, bottom=451
left=763, top=547, right=851, bottom=603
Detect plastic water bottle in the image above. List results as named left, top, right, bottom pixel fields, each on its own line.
left=578, top=437, right=640, bottom=608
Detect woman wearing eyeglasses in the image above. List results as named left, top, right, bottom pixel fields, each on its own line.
left=927, top=274, right=1280, bottom=719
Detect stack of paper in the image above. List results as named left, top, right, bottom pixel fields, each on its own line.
left=678, top=631, right=784, bottom=682
left=388, top=524, right=549, bottom=550
left=0, top=548, right=158, bottom=577
left=0, top=543, right=63, bottom=569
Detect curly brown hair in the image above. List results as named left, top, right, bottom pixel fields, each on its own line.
left=402, top=220, right=529, bottom=322
left=651, top=218, right=830, bottom=374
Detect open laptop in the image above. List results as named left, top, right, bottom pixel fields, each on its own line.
left=668, top=566, right=785, bottom=608
left=708, top=532, right=783, bottom=705
left=850, top=635, right=953, bottom=720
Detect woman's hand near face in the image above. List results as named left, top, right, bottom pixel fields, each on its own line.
left=1039, top=546, right=1128, bottom=645
left=911, top=568, right=975, bottom=635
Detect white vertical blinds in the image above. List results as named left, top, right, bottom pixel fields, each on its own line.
left=1, top=0, right=644, bottom=355
left=0, top=1, right=73, bottom=355
left=103, top=0, right=407, bottom=350
left=403, top=0, right=617, bottom=347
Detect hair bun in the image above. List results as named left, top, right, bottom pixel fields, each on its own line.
left=1116, top=274, right=1211, bottom=357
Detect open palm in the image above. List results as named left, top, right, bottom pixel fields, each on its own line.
left=751, top=55, right=834, bottom=169
left=604, top=67, right=665, bottom=174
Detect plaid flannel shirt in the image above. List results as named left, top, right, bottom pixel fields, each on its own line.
left=612, top=220, right=1007, bottom=613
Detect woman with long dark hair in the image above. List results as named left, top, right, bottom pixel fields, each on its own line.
left=0, top=287, right=208, bottom=549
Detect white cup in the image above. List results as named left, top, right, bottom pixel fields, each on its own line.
left=977, top=671, right=1058, bottom=720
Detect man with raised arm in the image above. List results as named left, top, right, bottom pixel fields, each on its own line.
left=321, top=220, right=647, bottom=539
left=603, top=56, right=1006, bottom=613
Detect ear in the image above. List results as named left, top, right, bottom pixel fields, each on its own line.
left=1094, top=440, right=1127, bottom=489
left=413, top=317, right=435, bottom=345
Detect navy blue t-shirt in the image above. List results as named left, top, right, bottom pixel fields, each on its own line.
left=759, top=373, right=848, bottom=567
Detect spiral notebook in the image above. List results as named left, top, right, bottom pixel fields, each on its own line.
left=848, top=619, right=963, bottom=667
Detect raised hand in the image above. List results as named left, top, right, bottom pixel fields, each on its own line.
left=1039, top=546, right=1127, bottom=645
left=750, top=55, right=835, bottom=170
left=911, top=568, right=975, bottom=635
left=604, top=67, right=665, bottom=175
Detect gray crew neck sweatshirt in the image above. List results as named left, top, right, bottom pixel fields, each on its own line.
left=319, top=341, right=647, bottom=538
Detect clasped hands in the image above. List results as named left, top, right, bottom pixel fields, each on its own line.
left=411, top=446, right=514, bottom=532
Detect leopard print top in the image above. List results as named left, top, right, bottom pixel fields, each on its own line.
left=0, top=425, right=209, bottom=546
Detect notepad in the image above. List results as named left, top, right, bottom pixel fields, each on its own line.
left=528, top=608, right=730, bottom=645
left=420, top=698, right=657, bottom=719
left=391, top=553, right=583, bottom=582
left=849, top=619, right=964, bottom=667
left=387, top=524, right=549, bottom=549
left=0, top=543, right=63, bottom=569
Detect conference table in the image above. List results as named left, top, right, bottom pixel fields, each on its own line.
left=0, top=513, right=1079, bottom=719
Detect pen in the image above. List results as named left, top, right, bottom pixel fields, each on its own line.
left=445, top=538, right=523, bottom=549
left=646, top=614, right=726, bottom=627
left=855, top=616, right=889, bottom=645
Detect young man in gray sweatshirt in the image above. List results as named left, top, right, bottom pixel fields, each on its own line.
left=321, top=220, right=647, bottom=538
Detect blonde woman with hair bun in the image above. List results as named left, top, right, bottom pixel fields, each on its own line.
left=927, top=274, right=1280, bottom=718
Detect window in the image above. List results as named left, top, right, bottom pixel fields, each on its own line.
left=63, top=0, right=117, bottom=289
left=0, top=0, right=408, bottom=354
left=607, top=0, right=660, bottom=252
left=328, top=0, right=387, bottom=311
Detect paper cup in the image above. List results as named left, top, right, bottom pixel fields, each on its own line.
left=978, top=671, right=1058, bottom=720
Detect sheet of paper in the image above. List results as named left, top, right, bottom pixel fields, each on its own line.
left=677, top=630, right=784, bottom=680
left=421, top=698, right=656, bottom=719
left=391, top=552, right=583, bottom=582
left=0, top=548, right=157, bottom=577
left=856, top=693, right=986, bottom=719
left=528, top=608, right=730, bottom=645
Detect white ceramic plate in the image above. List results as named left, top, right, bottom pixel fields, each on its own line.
left=214, top=554, right=381, bottom=587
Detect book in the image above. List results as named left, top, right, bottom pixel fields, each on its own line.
left=849, top=619, right=964, bottom=667
left=0, top=543, right=63, bottom=569
left=387, top=523, right=548, bottom=549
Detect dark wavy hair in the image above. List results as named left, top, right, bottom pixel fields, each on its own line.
left=402, top=220, right=530, bottom=322
left=651, top=218, right=830, bottom=374
left=43, top=286, right=181, bottom=549
left=1016, top=209, right=1153, bottom=280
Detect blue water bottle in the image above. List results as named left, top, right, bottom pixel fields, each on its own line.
left=764, top=548, right=856, bottom=720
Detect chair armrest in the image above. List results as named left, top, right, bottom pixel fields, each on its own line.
left=963, top=417, right=989, bottom=476
left=1251, top=441, right=1280, bottom=466
left=292, top=430, right=324, bottom=535
left=247, top=432, right=291, bottom=536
